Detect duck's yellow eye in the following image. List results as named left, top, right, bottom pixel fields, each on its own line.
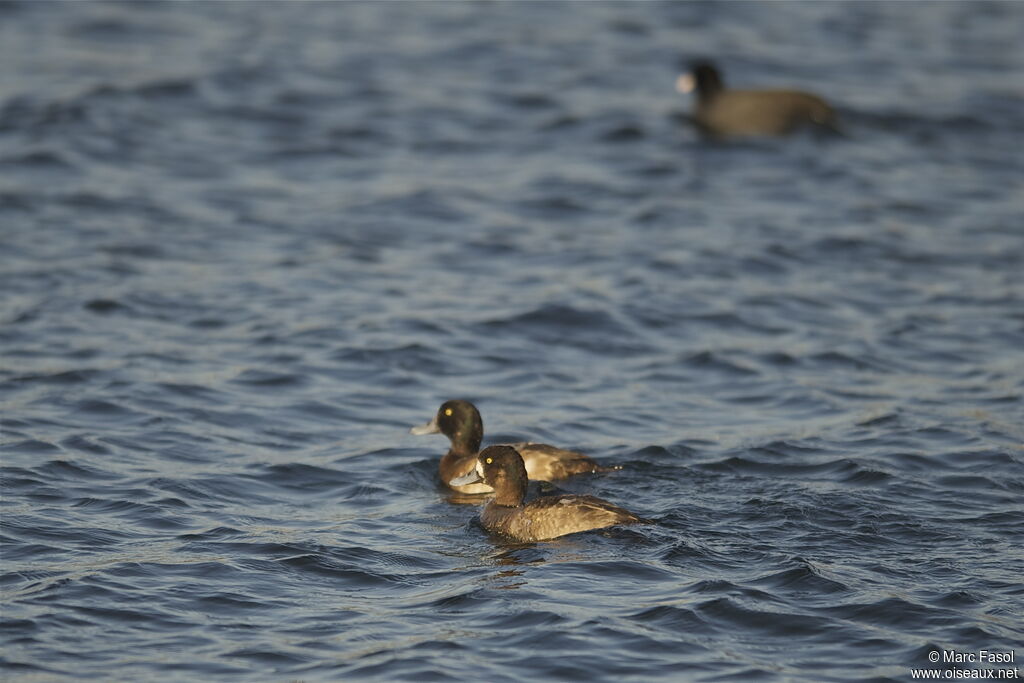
left=444, top=408, right=452, bottom=416
left=485, top=457, right=492, bottom=464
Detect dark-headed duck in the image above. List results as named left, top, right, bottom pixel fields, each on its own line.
left=677, top=60, right=837, bottom=137
left=450, top=445, right=647, bottom=542
left=410, top=399, right=611, bottom=494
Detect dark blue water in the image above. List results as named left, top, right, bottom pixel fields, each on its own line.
left=2, top=2, right=1023, bottom=681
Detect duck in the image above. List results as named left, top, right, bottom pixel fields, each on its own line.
left=410, top=399, right=611, bottom=494
left=450, top=445, right=648, bottom=542
left=676, top=59, right=837, bottom=137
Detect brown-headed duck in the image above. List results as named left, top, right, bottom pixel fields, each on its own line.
left=410, top=399, right=611, bottom=494
left=677, top=60, right=837, bottom=137
left=450, top=445, right=648, bottom=542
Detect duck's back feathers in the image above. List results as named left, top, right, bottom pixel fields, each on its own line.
left=512, top=442, right=616, bottom=481
left=696, top=89, right=836, bottom=137
left=481, top=493, right=646, bottom=542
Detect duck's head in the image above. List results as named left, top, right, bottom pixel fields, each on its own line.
left=410, top=399, right=484, bottom=454
left=449, top=445, right=527, bottom=506
left=676, top=59, right=724, bottom=99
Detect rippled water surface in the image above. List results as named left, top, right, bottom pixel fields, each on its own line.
left=2, top=2, right=1023, bottom=681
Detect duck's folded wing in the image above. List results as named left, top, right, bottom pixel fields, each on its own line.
left=554, top=494, right=644, bottom=525
left=517, top=494, right=646, bottom=539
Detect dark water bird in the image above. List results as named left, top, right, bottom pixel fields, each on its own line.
left=676, top=59, right=837, bottom=137
left=411, top=400, right=612, bottom=494
left=450, top=446, right=648, bottom=542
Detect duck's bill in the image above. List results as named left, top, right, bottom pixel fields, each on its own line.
left=410, top=416, right=440, bottom=435
left=675, top=73, right=695, bottom=94
left=449, top=470, right=483, bottom=487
